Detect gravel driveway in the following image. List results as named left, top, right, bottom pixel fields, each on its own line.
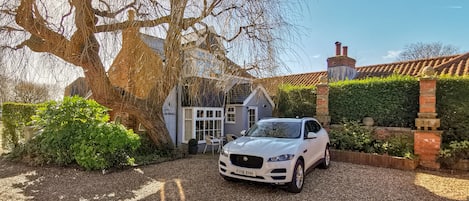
left=0, top=154, right=468, bottom=201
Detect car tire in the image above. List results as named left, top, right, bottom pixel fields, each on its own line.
left=319, top=146, right=331, bottom=169
left=286, top=160, right=304, bottom=193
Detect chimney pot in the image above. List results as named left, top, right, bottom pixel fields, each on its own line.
left=343, top=46, right=348, bottom=57
left=335, top=41, right=341, bottom=56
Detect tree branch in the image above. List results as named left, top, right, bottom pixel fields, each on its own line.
left=0, top=26, right=24, bottom=32
left=94, top=16, right=171, bottom=32
left=93, top=0, right=137, bottom=18
left=181, top=0, right=221, bottom=30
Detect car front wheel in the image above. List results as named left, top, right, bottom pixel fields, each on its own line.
left=286, top=159, right=304, bottom=193
left=319, top=146, right=330, bottom=169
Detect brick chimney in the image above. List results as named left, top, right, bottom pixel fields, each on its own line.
left=327, top=41, right=357, bottom=81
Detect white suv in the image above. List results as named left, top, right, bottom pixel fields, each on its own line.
left=219, top=117, right=330, bottom=193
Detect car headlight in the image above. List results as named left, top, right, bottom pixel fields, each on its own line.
left=220, top=147, right=229, bottom=157
left=267, top=154, right=295, bottom=162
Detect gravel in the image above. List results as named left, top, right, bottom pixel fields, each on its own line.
left=0, top=154, right=468, bottom=201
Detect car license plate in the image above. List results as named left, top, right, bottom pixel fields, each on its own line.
left=235, top=169, right=255, bottom=177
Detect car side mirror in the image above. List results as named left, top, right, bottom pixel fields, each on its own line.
left=240, top=130, right=246, bottom=136
left=307, top=132, right=318, bottom=139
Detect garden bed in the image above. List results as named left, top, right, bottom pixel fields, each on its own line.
left=331, top=149, right=419, bottom=171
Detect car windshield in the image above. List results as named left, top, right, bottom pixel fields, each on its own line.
left=245, top=121, right=301, bottom=138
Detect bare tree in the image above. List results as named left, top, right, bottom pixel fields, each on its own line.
left=0, top=0, right=293, bottom=148
left=397, top=42, right=461, bottom=61
left=13, top=81, right=50, bottom=103
left=0, top=62, right=13, bottom=104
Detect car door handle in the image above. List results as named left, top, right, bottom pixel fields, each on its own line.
left=303, top=149, right=307, bottom=153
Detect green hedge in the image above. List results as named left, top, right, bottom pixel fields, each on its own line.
left=275, top=75, right=419, bottom=127
left=329, top=75, right=419, bottom=127
left=436, top=76, right=469, bottom=144
left=1, top=102, right=38, bottom=149
left=274, top=75, right=469, bottom=146
left=275, top=84, right=316, bottom=118
left=263, top=75, right=469, bottom=164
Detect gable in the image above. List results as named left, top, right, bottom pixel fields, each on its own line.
left=226, top=83, right=252, bottom=104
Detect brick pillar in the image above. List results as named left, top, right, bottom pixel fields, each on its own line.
left=315, top=76, right=330, bottom=127
left=414, top=66, right=442, bottom=170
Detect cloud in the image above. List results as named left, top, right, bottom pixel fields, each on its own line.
left=382, top=50, right=402, bottom=59
left=312, top=54, right=321, bottom=59
left=447, top=6, right=462, bottom=9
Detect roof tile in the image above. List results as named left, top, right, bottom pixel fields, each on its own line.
left=261, top=52, right=469, bottom=95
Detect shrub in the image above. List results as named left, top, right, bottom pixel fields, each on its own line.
left=72, top=123, right=140, bottom=170
left=330, top=120, right=414, bottom=158
left=439, top=140, right=469, bottom=167
left=1, top=102, right=38, bottom=149
left=22, top=96, right=140, bottom=170
left=329, top=120, right=376, bottom=153
left=377, top=134, right=414, bottom=159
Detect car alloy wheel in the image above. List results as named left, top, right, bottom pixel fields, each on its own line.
left=295, top=163, right=304, bottom=188
left=287, top=160, right=304, bottom=193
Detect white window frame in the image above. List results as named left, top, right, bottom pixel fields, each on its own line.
left=247, top=106, right=258, bottom=129
left=225, top=106, right=236, bottom=124
left=182, top=107, right=224, bottom=144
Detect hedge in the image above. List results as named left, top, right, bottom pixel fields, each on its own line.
left=274, top=75, right=469, bottom=145
left=329, top=75, right=419, bottom=127
left=436, top=76, right=469, bottom=144
left=275, top=75, right=419, bottom=127
left=275, top=84, right=316, bottom=118
left=1, top=102, right=38, bottom=149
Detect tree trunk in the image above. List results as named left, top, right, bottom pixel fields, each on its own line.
left=14, top=0, right=180, bottom=149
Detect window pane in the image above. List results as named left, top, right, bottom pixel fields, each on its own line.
left=207, top=110, right=213, bottom=117
left=197, top=110, right=204, bottom=118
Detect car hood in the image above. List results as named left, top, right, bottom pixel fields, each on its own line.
left=223, top=137, right=299, bottom=158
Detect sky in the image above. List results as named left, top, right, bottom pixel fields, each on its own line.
left=283, top=0, right=469, bottom=74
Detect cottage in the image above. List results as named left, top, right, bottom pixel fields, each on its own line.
left=65, top=26, right=274, bottom=146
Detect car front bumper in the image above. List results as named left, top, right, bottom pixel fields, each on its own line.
left=218, top=154, right=296, bottom=184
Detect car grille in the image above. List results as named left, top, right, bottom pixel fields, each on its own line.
left=230, top=154, right=263, bottom=169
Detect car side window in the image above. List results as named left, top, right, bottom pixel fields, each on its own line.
left=310, top=120, right=322, bottom=133
left=304, top=121, right=315, bottom=137
left=304, top=121, right=311, bottom=138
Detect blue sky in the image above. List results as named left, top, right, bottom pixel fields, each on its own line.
left=283, top=0, right=469, bottom=74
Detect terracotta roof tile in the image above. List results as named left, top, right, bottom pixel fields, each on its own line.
left=261, top=52, right=469, bottom=95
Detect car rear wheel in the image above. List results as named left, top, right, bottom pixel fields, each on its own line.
left=286, top=160, right=304, bottom=193
left=319, top=146, right=330, bottom=169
